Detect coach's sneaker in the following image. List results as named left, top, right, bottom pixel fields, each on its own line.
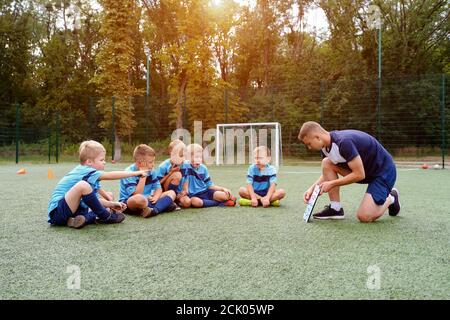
left=67, top=215, right=86, bottom=229
left=270, top=200, right=280, bottom=207
left=313, top=205, right=345, bottom=220
left=388, top=188, right=401, bottom=216
left=238, top=198, right=252, bottom=206
left=97, top=212, right=126, bottom=224
left=141, top=207, right=158, bottom=218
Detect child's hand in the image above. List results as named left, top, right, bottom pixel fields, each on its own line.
left=222, top=188, right=232, bottom=198
left=261, top=197, right=270, bottom=208
left=169, top=166, right=180, bottom=173
left=110, top=201, right=126, bottom=212
left=177, top=190, right=188, bottom=200
left=148, top=195, right=158, bottom=204
left=136, top=170, right=150, bottom=178
left=251, top=198, right=259, bottom=207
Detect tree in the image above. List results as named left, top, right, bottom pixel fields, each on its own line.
left=92, top=0, right=141, bottom=161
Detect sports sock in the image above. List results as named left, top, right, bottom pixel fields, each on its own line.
left=81, top=192, right=110, bottom=220
left=202, top=199, right=221, bottom=207
left=152, top=196, right=173, bottom=214
left=330, top=201, right=341, bottom=211
left=388, top=195, right=395, bottom=205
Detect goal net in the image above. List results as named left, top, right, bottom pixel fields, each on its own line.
left=215, top=122, right=283, bottom=167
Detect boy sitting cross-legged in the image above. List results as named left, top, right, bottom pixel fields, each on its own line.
left=47, top=140, right=150, bottom=229
left=177, top=143, right=236, bottom=209
left=119, top=144, right=177, bottom=218
left=238, top=146, right=286, bottom=208
left=156, top=139, right=186, bottom=209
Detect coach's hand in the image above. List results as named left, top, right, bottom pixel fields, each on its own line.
left=319, top=181, right=334, bottom=194
left=303, top=186, right=314, bottom=203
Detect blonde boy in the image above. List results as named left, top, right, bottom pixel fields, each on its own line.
left=157, top=139, right=186, bottom=194
left=47, top=140, right=149, bottom=229
left=177, top=144, right=236, bottom=208
left=238, top=146, right=286, bottom=207
left=119, top=144, right=177, bottom=218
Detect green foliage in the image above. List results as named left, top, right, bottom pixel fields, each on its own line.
left=0, top=0, right=448, bottom=162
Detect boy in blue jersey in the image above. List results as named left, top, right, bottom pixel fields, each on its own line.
left=177, top=144, right=236, bottom=208
left=238, top=146, right=286, bottom=207
left=47, top=140, right=150, bottom=229
left=298, top=121, right=401, bottom=222
left=120, top=144, right=177, bottom=218
left=157, top=139, right=186, bottom=195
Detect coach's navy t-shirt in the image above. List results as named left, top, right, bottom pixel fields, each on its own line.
left=321, top=130, right=394, bottom=182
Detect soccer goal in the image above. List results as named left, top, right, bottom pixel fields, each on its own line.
left=215, top=122, right=283, bottom=167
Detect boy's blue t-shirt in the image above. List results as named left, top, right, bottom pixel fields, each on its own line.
left=47, top=165, right=103, bottom=218
left=119, top=164, right=161, bottom=202
left=180, top=161, right=213, bottom=195
left=321, top=130, right=395, bottom=182
left=156, top=158, right=184, bottom=192
left=247, top=164, right=277, bottom=192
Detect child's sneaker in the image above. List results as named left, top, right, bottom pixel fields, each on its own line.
left=313, top=205, right=345, bottom=220
left=224, top=195, right=237, bottom=207
left=238, top=198, right=252, bottom=206
left=270, top=200, right=280, bottom=207
left=141, top=207, right=158, bottom=218
left=67, top=215, right=87, bottom=229
left=96, top=212, right=126, bottom=224
left=388, top=188, right=401, bottom=216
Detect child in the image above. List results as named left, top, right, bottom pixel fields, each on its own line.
left=47, top=140, right=149, bottom=229
left=238, top=146, right=286, bottom=207
left=298, top=121, right=400, bottom=222
left=177, top=143, right=236, bottom=208
left=119, top=144, right=177, bottom=218
left=157, top=139, right=186, bottom=194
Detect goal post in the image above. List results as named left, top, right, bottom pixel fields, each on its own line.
left=216, top=122, right=283, bottom=167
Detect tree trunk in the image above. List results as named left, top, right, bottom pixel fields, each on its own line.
left=174, top=72, right=188, bottom=129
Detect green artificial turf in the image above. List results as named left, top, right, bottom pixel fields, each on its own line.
left=1, top=163, right=449, bottom=299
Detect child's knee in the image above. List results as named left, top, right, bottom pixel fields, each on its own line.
left=163, top=190, right=176, bottom=200
left=278, top=188, right=286, bottom=199
left=238, top=187, right=247, bottom=197
left=75, top=181, right=93, bottom=193
left=128, top=195, right=147, bottom=209
left=191, top=197, right=203, bottom=208
left=179, top=197, right=191, bottom=208
left=170, top=172, right=182, bottom=184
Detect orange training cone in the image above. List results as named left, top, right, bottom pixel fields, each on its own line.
left=16, top=168, right=27, bottom=174
left=47, top=169, right=55, bottom=179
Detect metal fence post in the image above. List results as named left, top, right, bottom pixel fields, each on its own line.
left=15, top=103, right=20, bottom=164
left=48, top=127, right=51, bottom=164
left=224, top=88, right=229, bottom=123
left=441, top=74, right=446, bottom=169
left=112, top=96, right=116, bottom=161
left=56, top=111, right=60, bottom=163
left=320, top=81, right=325, bottom=124
left=89, top=97, right=94, bottom=138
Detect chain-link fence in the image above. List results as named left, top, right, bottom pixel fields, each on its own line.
left=1, top=74, right=448, bottom=166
